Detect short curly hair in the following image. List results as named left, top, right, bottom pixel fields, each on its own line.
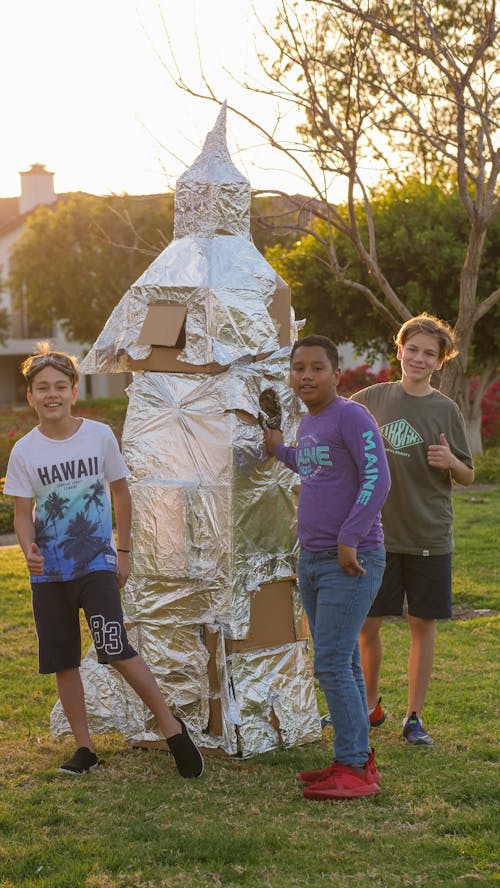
left=290, top=335, right=339, bottom=370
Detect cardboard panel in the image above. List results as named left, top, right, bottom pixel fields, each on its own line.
left=136, top=304, right=187, bottom=347
left=129, top=346, right=227, bottom=375
left=270, top=275, right=291, bottom=348
left=202, top=576, right=306, bottom=736
left=133, top=303, right=228, bottom=373
left=226, top=578, right=305, bottom=653
left=129, top=278, right=290, bottom=373
left=204, top=627, right=225, bottom=737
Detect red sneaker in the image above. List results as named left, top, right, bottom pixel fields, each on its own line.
left=370, top=697, right=386, bottom=728
left=298, top=761, right=337, bottom=786
left=302, top=761, right=381, bottom=800
left=367, top=747, right=381, bottom=783
left=299, top=748, right=381, bottom=785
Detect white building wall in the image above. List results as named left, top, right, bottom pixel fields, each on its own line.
left=338, top=342, right=387, bottom=375
left=18, top=164, right=56, bottom=215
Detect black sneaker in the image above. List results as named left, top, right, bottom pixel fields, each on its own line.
left=167, top=718, right=204, bottom=778
left=59, top=747, right=99, bottom=775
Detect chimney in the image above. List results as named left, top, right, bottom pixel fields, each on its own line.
left=19, top=163, right=56, bottom=215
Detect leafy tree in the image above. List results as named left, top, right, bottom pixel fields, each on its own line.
left=172, top=0, right=499, bottom=451
left=7, top=189, right=294, bottom=348
left=8, top=192, right=175, bottom=344
left=268, top=178, right=500, bottom=356
left=268, top=179, right=500, bottom=453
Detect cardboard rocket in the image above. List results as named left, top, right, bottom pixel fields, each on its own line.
left=51, top=105, right=321, bottom=756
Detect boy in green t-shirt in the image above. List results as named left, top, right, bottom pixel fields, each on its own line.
left=352, top=314, right=474, bottom=745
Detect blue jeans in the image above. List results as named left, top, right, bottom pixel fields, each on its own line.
left=298, top=546, right=386, bottom=768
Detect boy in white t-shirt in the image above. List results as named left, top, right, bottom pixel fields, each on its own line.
left=4, top=342, right=204, bottom=778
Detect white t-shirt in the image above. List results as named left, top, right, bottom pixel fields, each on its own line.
left=4, top=418, right=129, bottom=583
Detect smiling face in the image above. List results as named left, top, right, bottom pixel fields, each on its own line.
left=397, top=331, right=444, bottom=392
left=27, top=365, right=78, bottom=428
left=289, top=345, right=341, bottom=414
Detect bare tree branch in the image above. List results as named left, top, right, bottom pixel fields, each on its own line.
left=162, top=0, right=499, bottom=445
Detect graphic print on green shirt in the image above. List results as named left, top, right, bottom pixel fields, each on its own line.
left=352, top=382, right=473, bottom=556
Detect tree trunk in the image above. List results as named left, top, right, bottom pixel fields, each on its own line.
left=439, top=220, right=487, bottom=451
left=464, top=414, right=483, bottom=457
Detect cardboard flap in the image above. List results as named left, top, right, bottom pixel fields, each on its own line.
left=137, top=304, right=187, bottom=347
left=269, top=275, right=291, bottom=347
left=226, top=578, right=304, bottom=653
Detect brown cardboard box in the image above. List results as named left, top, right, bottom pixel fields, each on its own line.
left=130, top=346, right=227, bottom=374
left=225, top=578, right=306, bottom=654
left=131, top=304, right=227, bottom=374
left=271, top=274, right=292, bottom=348
left=204, top=627, right=224, bottom=737
left=202, top=577, right=307, bottom=741
left=128, top=273, right=291, bottom=374
left=136, top=304, right=188, bottom=348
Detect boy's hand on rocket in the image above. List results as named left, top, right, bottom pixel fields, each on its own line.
left=264, top=426, right=284, bottom=457
left=427, top=433, right=453, bottom=470
left=27, top=542, right=44, bottom=575
left=338, top=544, right=366, bottom=576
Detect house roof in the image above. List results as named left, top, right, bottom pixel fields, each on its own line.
left=0, top=191, right=172, bottom=239
left=0, top=194, right=69, bottom=238
left=0, top=197, right=20, bottom=231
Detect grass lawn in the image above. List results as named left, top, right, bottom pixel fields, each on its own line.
left=0, top=490, right=498, bottom=888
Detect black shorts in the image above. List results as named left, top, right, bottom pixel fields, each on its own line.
left=31, top=570, right=137, bottom=674
left=368, top=552, right=452, bottom=620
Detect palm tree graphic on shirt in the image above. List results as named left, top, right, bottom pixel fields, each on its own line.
left=42, top=491, right=70, bottom=575
left=59, top=510, right=112, bottom=573
left=83, top=480, right=106, bottom=535
left=34, top=516, right=58, bottom=576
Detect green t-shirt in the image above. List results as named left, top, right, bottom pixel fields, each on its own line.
left=352, top=382, right=473, bottom=555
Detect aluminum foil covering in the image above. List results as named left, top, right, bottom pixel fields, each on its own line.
left=174, top=103, right=251, bottom=239
left=122, top=355, right=302, bottom=633
left=229, top=641, right=321, bottom=758
left=51, top=623, right=211, bottom=743
left=54, top=105, right=322, bottom=756
left=80, top=105, right=285, bottom=374
left=51, top=628, right=148, bottom=740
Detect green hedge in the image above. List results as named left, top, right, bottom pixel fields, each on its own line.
left=0, top=489, right=14, bottom=534
left=473, top=447, right=500, bottom=484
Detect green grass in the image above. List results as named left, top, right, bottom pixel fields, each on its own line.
left=0, top=491, right=499, bottom=887
left=452, top=487, right=500, bottom=610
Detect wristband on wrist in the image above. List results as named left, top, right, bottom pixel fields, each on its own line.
left=117, top=547, right=130, bottom=553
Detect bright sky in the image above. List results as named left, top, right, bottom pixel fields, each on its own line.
left=1, top=0, right=309, bottom=199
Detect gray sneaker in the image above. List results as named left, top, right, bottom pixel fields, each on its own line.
left=402, top=712, right=434, bottom=746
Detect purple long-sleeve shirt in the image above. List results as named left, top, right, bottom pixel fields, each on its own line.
left=275, top=397, right=390, bottom=552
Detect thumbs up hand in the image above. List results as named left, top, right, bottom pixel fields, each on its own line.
left=427, top=433, right=453, bottom=470
left=27, top=542, right=45, bottom=576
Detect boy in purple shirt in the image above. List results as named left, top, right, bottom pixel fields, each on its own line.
left=264, top=335, right=390, bottom=799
